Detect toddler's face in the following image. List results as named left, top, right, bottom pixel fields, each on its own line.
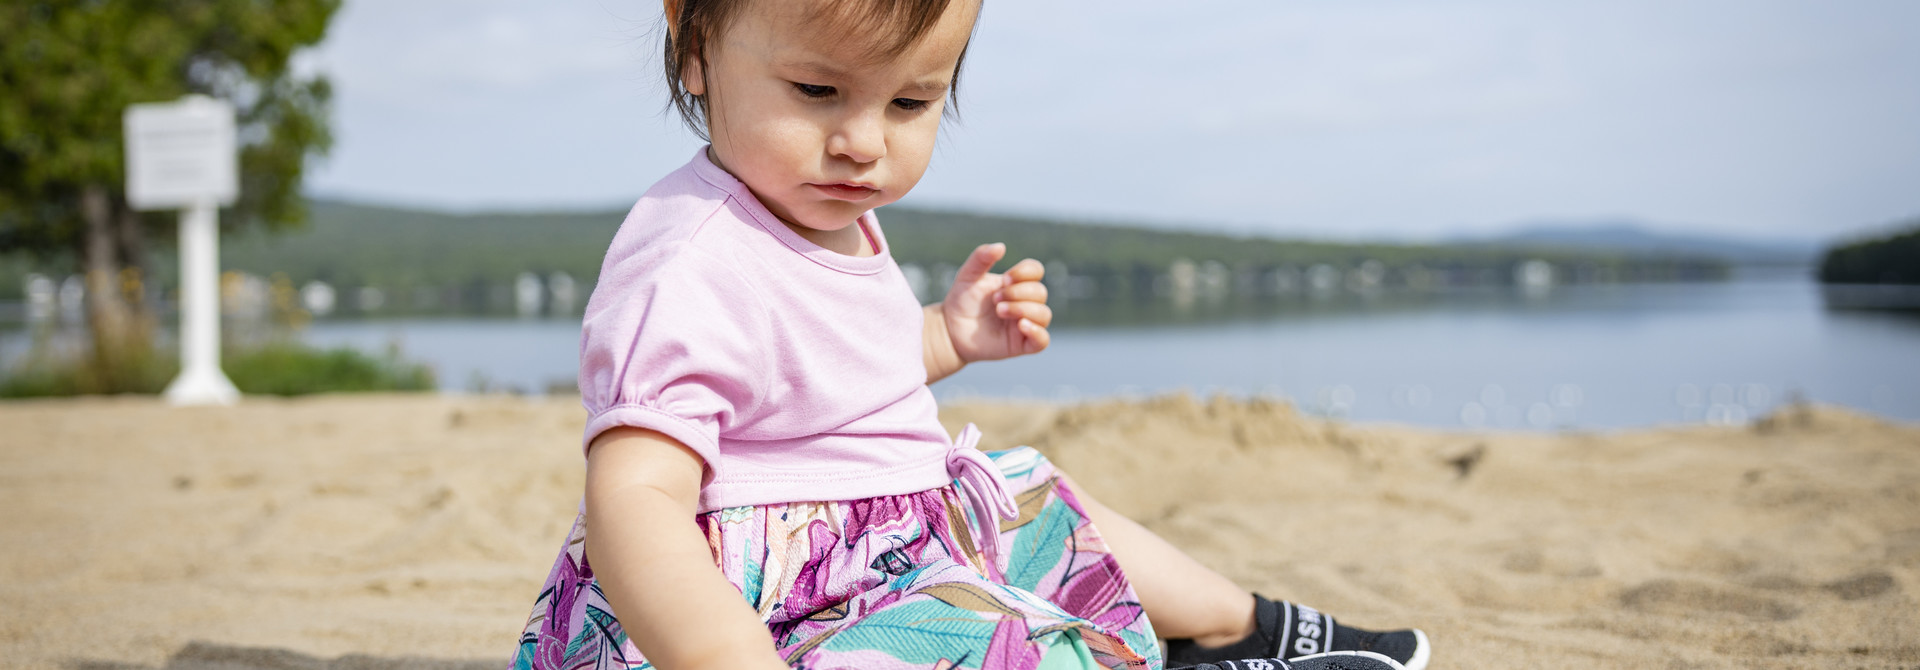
left=688, top=0, right=978, bottom=243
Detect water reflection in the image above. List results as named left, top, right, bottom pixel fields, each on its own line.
left=940, top=277, right=1920, bottom=430
left=1820, top=284, right=1920, bottom=311
left=1045, top=278, right=1802, bottom=331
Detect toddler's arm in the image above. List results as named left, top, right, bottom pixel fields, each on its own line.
left=584, top=426, right=789, bottom=670
left=924, top=243, right=1054, bottom=384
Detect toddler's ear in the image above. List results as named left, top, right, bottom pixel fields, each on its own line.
left=664, top=0, right=707, bottom=97
left=683, top=57, right=707, bottom=97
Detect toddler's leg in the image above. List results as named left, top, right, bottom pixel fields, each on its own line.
left=1056, top=474, right=1256, bottom=646
left=1058, top=475, right=1431, bottom=670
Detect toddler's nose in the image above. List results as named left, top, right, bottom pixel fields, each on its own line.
left=828, top=110, right=886, bottom=164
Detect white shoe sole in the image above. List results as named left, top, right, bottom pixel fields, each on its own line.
left=1293, top=650, right=1408, bottom=670
left=1402, top=629, right=1430, bottom=670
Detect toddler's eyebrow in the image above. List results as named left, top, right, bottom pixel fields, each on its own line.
left=781, top=59, right=851, bottom=81
left=901, top=79, right=950, bottom=96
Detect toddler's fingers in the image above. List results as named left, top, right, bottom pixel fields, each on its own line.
left=996, top=301, right=1053, bottom=328
left=1018, top=318, right=1050, bottom=354
left=997, top=281, right=1048, bottom=305
left=1003, top=258, right=1045, bottom=285
left=953, top=243, right=1006, bottom=286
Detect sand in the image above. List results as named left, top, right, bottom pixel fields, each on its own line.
left=1, top=393, right=1916, bottom=669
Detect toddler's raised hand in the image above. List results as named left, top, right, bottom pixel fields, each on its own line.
left=942, top=243, right=1052, bottom=363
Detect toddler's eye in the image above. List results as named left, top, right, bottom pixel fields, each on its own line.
left=892, top=97, right=930, bottom=111
left=793, top=83, right=835, bottom=98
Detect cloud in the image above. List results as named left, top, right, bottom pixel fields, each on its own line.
left=303, top=0, right=1920, bottom=239
left=921, top=0, right=1920, bottom=237
left=311, top=0, right=652, bottom=105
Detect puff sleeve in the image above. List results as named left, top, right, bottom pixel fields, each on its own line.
left=576, top=244, right=772, bottom=479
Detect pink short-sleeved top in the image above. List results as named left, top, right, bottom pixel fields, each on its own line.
left=578, top=149, right=956, bottom=512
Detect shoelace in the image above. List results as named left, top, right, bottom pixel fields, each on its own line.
left=945, top=423, right=1019, bottom=576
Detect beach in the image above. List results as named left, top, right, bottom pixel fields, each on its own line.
left=1, top=393, right=1915, bottom=669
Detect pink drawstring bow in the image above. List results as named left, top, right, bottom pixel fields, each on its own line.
left=945, top=423, right=1019, bottom=576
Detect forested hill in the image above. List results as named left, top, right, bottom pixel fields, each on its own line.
left=1818, top=220, right=1920, bottom=285
left=221, top=200, right=623, bottom=290
left=876, top=208, right=1722, bottom=293
left=166, top=199, right=1725, bottom=313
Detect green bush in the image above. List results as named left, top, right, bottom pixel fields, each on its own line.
left=0, top=340, right=435, bottom=398
left=225, top=342, right=436, bottom=396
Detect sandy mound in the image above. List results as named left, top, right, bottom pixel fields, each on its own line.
left=3, top=394, right=1916, bottom=669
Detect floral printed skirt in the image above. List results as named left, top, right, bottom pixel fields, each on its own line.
left=511, top=446, right=1162, bottom=670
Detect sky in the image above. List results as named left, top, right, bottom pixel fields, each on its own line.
left=298, top=0, right=1920, bottom=242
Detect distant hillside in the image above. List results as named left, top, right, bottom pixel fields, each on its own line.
left=0, top=200, right=1731, bottom=315
left=1819, top=220, right=1920, bottom=285
left=239, top=201, right=1729, bottom=310
left=879, top=209, right=1726, bottom=298
left=223, top=200, right=622, bottom=289
left=1472, top=221, right=1819, bottom=266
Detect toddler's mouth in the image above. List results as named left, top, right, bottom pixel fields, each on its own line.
left=812, top=182, right=880, bottom=201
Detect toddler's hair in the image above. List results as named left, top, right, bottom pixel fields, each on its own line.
left=663, top=0, right=975, bottom=139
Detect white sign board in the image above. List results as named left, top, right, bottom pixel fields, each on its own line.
left=126, top=95, right=243, bottom=406
left=124, top=95, right=238, bottom=210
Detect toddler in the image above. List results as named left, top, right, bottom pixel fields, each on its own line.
left=511, top=1, right=1430, bottom=669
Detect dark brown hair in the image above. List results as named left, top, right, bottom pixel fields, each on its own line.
left=662, top=0, right=976, bottom=140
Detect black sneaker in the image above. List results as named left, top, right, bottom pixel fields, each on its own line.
left=1162, top=594, right=1430, bottom=670
left=1167, top=651, right=1407, bottom=670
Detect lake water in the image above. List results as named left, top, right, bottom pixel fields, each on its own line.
left=4, top=276, right=1916, bottom=431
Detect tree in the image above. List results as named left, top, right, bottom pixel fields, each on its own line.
left=0, top=0, right=339, bottom=387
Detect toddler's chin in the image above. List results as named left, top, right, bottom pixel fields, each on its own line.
left=794, top=204, right=878, bottom=230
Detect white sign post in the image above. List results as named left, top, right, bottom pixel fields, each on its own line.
left=125, top=95, right=241, bottom=406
